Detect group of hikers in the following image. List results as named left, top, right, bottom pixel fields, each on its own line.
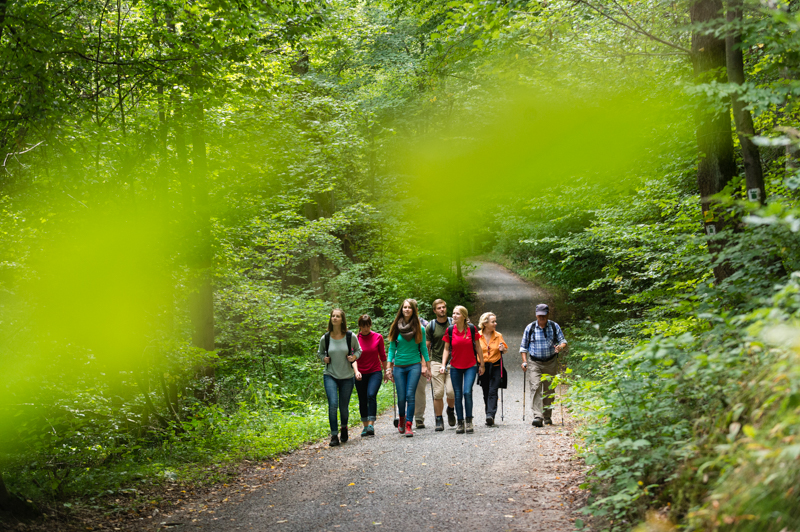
left=318, top=298, right=567, bottom=447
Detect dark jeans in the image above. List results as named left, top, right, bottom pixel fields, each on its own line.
left=355, top=371, right=383, bottom=422
left=393, top=363, right=421, bottom=422
left=323, top=374, right=355, bottom=435
left=480, top=361, right=503, bottom=418
left=450, top=365, right=478, bottom=420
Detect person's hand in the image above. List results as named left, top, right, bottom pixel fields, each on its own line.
left=426, top=369, right=432, bottom=382
left=386, top=368, right=394, bottom=382
left=355, top=371, right=362, bottom=381
left=421, top=365, right=428, bottom=378
left=521, top=362, right=527, bottom=371
left=347, top=354, right=356, bottom=363
left=478, top=364, right=485, bottom=376
left=499, top=344, right=508, bottom=353
left=439, top=365, right=446, bottom=374
left=324, top=356, right=331, bottom=364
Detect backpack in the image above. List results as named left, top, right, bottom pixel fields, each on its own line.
left=522, top=320, right=558, bottom=361
left=446, top=323, right=479, bottom=363
left=426, top=317, right=454, bottom=341
left=324, top=331, right=355, bottom=363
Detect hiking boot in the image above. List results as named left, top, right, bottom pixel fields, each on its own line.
left=466, top=417, right=474, bottom=433
left=544, top=418, right=553, bottom=426
left=361, top=426, right=368, bottom=437
left=532, top=417, right=544, bottom=427
left=486, top=416, right=494, bottom=426
left=367, top=424, right=375, bottom=436
left=456, top=420, right=465, bottom=434
left=330, top=434, right=340, bottom=447
left=405, top=421, right=414, bottom=437
left=435, top=416, right=444, bottom=432
left=416, top=419, right=425, bottom=429
left=340, top=426, right=349, bottom=443
left=447, top=406, right=456, bottom=427
left=398, top=416, right=406, bottom=434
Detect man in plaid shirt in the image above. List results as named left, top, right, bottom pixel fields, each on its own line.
left=520, top=304, right=567, bottom=427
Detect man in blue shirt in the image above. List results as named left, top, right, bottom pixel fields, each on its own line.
left=520, top=304, right=567, bottom=427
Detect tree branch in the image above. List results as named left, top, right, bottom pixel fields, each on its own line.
left=3, top=140, right=44, bottom=167
left=572, top=0, right=691, bottom=55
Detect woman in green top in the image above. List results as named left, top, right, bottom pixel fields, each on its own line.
left=386, top=299, right=430, bottom=437
left=318, top=308, right=361, bottom=447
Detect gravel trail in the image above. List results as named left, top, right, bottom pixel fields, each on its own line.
left=163, top=262, right=586, bottom=532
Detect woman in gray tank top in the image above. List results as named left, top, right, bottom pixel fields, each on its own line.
left=318, top=308, right=362, bottom=446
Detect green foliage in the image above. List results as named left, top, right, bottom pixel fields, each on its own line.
left=563, top=270, right=800, bottom=531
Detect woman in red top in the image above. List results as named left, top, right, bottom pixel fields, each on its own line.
left=441, top=305, right=484, bottom=434
left=353, top=314, right=388, bottom=437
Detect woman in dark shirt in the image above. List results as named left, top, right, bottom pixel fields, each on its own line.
left=353, top=314, right=387, bottom=437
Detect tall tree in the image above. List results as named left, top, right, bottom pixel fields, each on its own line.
left=189, top=88, right=216, bottom=399
left=691, top=0, right=737, bottom=281
left=726, top=0, right=766, bottom=204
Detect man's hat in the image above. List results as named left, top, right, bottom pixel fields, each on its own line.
left=535, top=304, right=549, bottom=316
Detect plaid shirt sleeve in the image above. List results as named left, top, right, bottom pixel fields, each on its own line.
left=554, top=322, right=566, bottom=345
left=520, top=323, right=533, bottom=353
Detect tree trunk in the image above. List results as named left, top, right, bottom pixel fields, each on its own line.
left=188, top=89, right=215, bottom=401
left=454, top=235, right=462, bottom=281
left=691, top=0, right=737, bottom=282
left=309, top=255, right=323, bottom=296
left=190, top=96, right=215, bottom=348
left=154, top=12, right=169, bottom=206
left=726, top=0, right=766, bottom=204
left=171, top=92, right=192, bottom=210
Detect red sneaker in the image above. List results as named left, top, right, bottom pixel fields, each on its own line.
left=405, top=421, right=414, bottom=437
left=398, top=416, right=406, bottom=434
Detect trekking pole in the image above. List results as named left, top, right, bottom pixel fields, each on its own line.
left=541, top=380, right=545, bottom=424
left=501, top=388, right=504, bottom=422
left=429, top=377, right=435, bottom=411
left=393, top=383, right=399, bottom=428
left=560, top=383, right=565, bottom=426
left=522, top=370, right=526, bottom=422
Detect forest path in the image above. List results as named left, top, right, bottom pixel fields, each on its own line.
left=163, top=262, right=586, bottom=532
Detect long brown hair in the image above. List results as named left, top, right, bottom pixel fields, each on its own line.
left=327, top=308, right=348, bottom=334
left=388, top=299, right=422, bottom=343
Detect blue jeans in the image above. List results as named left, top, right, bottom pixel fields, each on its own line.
left=450, top=365, right=478, bottom=420
left=355, top=371, right=383, bottom=422
left=323, top=374, right=355, bottom=435
left=393, top=363, right=421, bottom=422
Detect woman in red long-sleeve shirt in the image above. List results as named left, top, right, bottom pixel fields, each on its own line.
left=353, top=314, right=388, bottom=437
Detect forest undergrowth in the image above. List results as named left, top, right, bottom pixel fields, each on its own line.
left=497, top=161, right=800, bottom=531
left=2, top=0, right=800, bottom=529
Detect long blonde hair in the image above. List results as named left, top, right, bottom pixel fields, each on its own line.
left=453, top=305, right=470, bottom=331
left=478, top=312, right=495, bottom=334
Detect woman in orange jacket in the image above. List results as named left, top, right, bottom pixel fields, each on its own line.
left=477, top=312, right=508, bottom=426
